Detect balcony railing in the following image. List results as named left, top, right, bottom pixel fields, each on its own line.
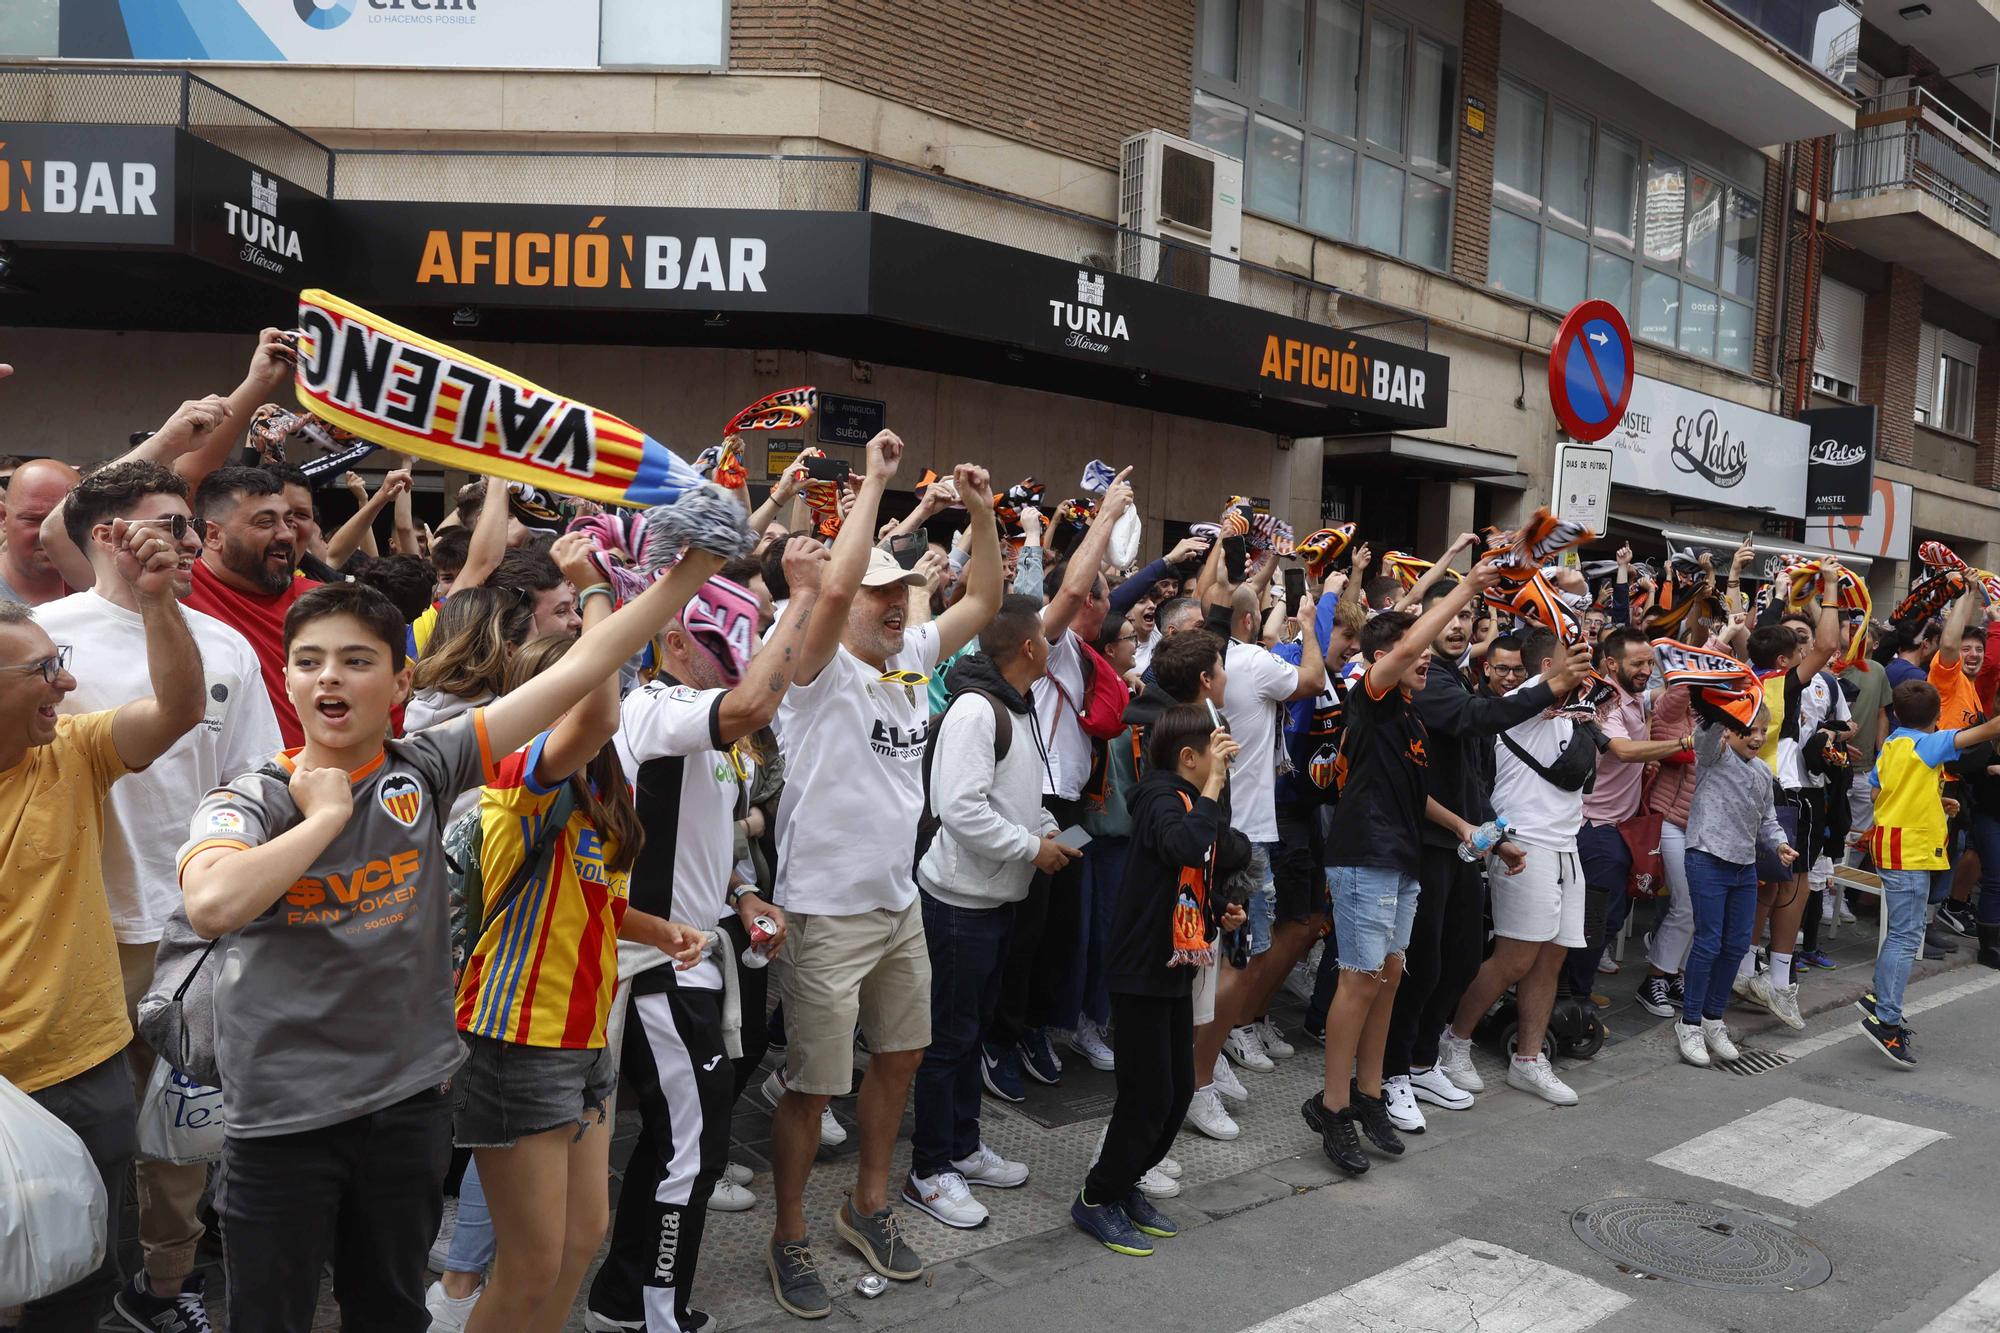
left=1831, top=87, right=2000, bottom=237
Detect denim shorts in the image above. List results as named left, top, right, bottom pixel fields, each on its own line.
left=1328, top=864, right=1420, bottom=973
left=451, top=1032, right=616, bottom=1149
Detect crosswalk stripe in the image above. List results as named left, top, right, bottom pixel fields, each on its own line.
left=1236, top=1237, right=1632, bottom=1333
left=1649, top=1096, right=1949, bottom=1207
left=1919, top=1267, right=2000, bottom=1332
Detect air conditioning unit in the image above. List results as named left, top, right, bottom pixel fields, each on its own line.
left=1117, top=129, right=1243, bottom=302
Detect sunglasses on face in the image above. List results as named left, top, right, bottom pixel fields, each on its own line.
left=0, top=644, right=72, bottom=684
left=129, top=514, right=206, bottom=542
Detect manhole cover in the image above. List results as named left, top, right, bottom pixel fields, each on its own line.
left=1571, top=1198, right=1831, bottom=1292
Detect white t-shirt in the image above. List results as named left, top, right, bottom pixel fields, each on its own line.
left=38, top=592, right=282, bottom=943
left=1222, top=639, right=1299, bottom=843
left=1777, top=672, right=1846, bottom=790
left=774, top=622, right=941, bottom=915
left=616, top=679, right=740, bottom=991
left=1030, top=626, right=1093, bottom=801
left=1490, top=674, right=1584, bottom=852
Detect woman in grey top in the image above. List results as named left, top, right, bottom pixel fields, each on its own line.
left=1678, top=705, right=1798, bottom=1068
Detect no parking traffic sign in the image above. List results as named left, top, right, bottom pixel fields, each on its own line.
left=1548, top=300, right=1634, bottom=444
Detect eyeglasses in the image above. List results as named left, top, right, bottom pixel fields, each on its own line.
left=0, top=644, right=71, bottom=684
left=1114, top=632, right=1139, bottom=645
left=128, top=514, right=206, bottom=542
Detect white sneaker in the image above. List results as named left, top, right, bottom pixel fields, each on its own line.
left=903, top=1171, right=988, bottom=1229
left=1436, top=1027, right=1484, bottom=1093
left=1381, top=1075, right=1426, bottom=1133
left=1767, top=981, right=1805, bottom=1031
left=766, top=1069, right=850, bottom=1147
left=1701, top=1018, right=1740, bottom=1063
left=724, top=1161, right=754, bottom=1187
left=428, top=1196, right=459, bottom=1273
left=1154, top=1154, right=1183, bottom=1179
left=1254, top=1018, right=1296, bottom=1060
left=425, top=1279, right=481, bottom=1332
left=1732, top=968, right=1762, bottom=1003
left=708, top=1179, right=756, bottom=1211
left=1406, top=1064, right=1473, bottom=1110
left=951, top=1141, right=1029, bottom=1188
left=1505, top=1054, right=1579, bottom=1106
left=1596, top=954, right=1619, bottom=975
left=1210, top=1052, right=1249, bottom=1105
left=1137, top=1164, right=1181, bottom=1199
left=1223, top=1024, right=1275, bottom=1073
left=1837, top=900, right=1857, bottom=924
left=1184, top=1085, right=1241, bottom=1140
left=1675, top=1022, right=1712, bottom=1068
left=581, top=1313, right=643, bottom=1333
left=1284, top=949, right=1319, bottom=1001
left=1067, top=1020, right=1116, bottom=1072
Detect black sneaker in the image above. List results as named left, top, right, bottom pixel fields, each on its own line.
left=1938, top=901, right=1978, bottom=938
left=1301, top=1094, right=1368, bottom=1175
left=1299, top=1021, right=1326, bottom=1046
left=1348, top=1081, right=1405, bottom=1156
left=766, top=1237, right=831, bottom=1320
left=1120, top=1189, right=1179, bottom=1238
left=113, top=1273, right=213, bottom=1333
left=1637, top=976, right=1675, bottom=1018
left=833, top=1198, right=925, bottom=1280
left=1925, top=923, right=1960, bottom=955
left=1861, top=1016, right=1916, bottom=1070
left=1853, top=991, right=1914, bottom=1036
left=1666, top=974, right=1686, bottom=1005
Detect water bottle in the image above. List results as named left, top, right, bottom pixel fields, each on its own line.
left=1458, top=816, right=1511, bottom=863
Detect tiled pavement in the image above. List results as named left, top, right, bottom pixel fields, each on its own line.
left=96, top=891, right=1958, bottom=1331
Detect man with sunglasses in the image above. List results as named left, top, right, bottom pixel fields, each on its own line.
left=0, top=513, right=209, bottom=1329
left=30, top=460, right=282, bottom=1331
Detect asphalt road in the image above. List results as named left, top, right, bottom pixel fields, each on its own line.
left=829, top=965, right=2000, bottom=1333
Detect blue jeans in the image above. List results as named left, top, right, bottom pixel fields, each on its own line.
left=1681, top=849, right=1759, bottom=1025
left=1971, top=811, right=2000, bottom=926
left=1245, top=840, right=1280, bottom=957
left=913, top=892, right=1013, bottom=1177
left=442, top=1158, right=494, bottom=1273
left=1872, top=867, right=1932, bottom=1027
left=1327, top=864, right=1420, bottom=973
left=1071, top=835, right=1130, bottom=1029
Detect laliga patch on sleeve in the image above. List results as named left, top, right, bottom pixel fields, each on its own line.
left=206, top=808, right=246, bottom=835
left=668, top=684, right=702, bottom=702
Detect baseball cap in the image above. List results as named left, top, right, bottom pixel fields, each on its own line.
left=861, top=547, right=926, bottom=589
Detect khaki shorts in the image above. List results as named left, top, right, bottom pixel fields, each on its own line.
left=778, top=900, right=931, bottom=1096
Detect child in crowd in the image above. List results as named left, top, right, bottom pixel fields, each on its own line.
left=1073, top=703, right=1243, bottom=1258
left=1676, top=701, right=1796, bottom=1068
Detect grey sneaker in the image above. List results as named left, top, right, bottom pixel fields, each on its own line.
left=766, top=1236, right=832, bottom=1320
left=834, top=1197, right=925, bottom=1280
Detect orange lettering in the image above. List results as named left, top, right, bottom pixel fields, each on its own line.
left=516, top=233, right=550, bottom=286
left=416, top=231, right=457, bottom=284
left=460, top=231, right=492, bottom=283
left=1284, top=339, right=1303, bottom=382
left=390, top=848, right=422, bottom=884
left=1259, top=335, right=1283, bottom=380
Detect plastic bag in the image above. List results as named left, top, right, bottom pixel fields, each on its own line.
left=0, top=1075, right=107, bottom=1305
left=1110, top=507, right=1141, bottom=569
left=135, top=1060, right=225, bottom=1166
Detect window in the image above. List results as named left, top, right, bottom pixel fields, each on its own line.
left=1812, top=277, right=1864, bottom=401
left=1193, top=0, right=1458, bottom=269
left=1921, top=323, right=1981, bottom=438
left=1485, top=73, right=1761, bottom=373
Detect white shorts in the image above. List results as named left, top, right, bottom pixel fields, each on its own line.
left=1193, top=953, right=1218, bottom=1027
left=1489, top=843, right=1586, bottom=947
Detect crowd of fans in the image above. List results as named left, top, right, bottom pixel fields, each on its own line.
left=3, top=328, right=1997, bottom=1333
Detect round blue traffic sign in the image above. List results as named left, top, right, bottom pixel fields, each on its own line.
left=1548, top=300, right=1634, bottom=443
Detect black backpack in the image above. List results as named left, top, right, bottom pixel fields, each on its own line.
left=913, top=690, right=1015, bottom=870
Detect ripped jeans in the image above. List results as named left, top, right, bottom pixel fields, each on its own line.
left=1328, top=864, right=1421, bottom=974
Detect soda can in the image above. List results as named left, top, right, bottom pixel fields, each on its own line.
left=741, top=913, right=779, bottom=969
left=854, top=1273, right=888, bottom=1299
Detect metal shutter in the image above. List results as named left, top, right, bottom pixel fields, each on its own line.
left=1939, top=327, right=1980, bottom=372
left=1814, top=278, right=1864, bottom=388
left=1917, top=321, right=1939, bottom=420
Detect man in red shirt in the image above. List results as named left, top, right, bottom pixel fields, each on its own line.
left=184, top=466, right=319, bottom=744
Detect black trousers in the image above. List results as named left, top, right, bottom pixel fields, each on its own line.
left=1083, top=991, right=1193, bottom=1204
left=993, top=795, right=1084, bottom=1047
left=221, top=1087, right=451, bottom=1333
left=1383, top=843, right=1486, bottom=1076
left=21, top=1055, right=134, bottom=1333
left=588, top=987, right=734, bottom=1332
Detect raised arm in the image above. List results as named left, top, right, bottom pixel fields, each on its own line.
left=794, top=430, right=902, bottom=684
left=747, top=447, right=813, bottom=536
left=326, top=469, right=410, bottom=567
left=1364, top=561, right=1498, bottom=695
left=177, top=327, right=298, bottom=488
left=717, top=537, right=829, bottom=744
left=42, top=395, right=232, bottom=589
left=484, top=546, right=727, bottom=759
left=1043, top=468, right=1131, bottom=640
left=1390, top=533, right=1476, bottom=613
left=933, top=464, right=1002, bottom=660
left=1285, top=592, right=1326, bottom=701
left=108, top=522, right=207, bottom=769
left=1934, top=585, right=1979, bottom=673
left=524, top=533, right=623, bottom=784
left=450, top=479, right=511, bottom=595
left=390, top=456, right=420, bottom=556
left=1795, top=558, right=1846, bottom=680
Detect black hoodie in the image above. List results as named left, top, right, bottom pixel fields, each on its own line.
left=1105, top=767, right=1225, bottom=998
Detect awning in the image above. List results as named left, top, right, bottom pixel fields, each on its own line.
left=1607, top=512, right=1874, bottom=574
left=1320, top=433, right=1527, bottom=487
left=0, top=110, right=1450, bottom=440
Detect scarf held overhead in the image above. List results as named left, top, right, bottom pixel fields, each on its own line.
left=293, top=289, right=705, bottom=509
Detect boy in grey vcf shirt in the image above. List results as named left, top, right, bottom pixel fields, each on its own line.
left=175, top=708, right=496, bottom=1136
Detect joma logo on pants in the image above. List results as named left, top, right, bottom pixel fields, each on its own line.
left=654, top=1211, right=681, bottom=1284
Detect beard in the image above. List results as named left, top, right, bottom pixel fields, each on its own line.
left=222, top=531, right=294, bottom=595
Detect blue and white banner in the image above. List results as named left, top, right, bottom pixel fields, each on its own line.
left=61, top=0, right=600, bottom=69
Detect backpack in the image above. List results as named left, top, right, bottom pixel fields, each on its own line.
left=912, top=690, right=1014, bottom=870
left=445, top=780, right=577, bottom=974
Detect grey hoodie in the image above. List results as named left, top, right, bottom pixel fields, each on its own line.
left=917, top=653, right=1059, bottom=910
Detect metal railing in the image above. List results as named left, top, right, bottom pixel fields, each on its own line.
left=1830, top=86, right=2000, bottom=236
left=1709, top=0, right=1859, bottom=90
left=0, top=64, right=1427, bottom=348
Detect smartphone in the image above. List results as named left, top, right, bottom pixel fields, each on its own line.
left=1283, top=566, right=1308, bottom=616
left=888, top=529, right=926, bottom=570
left=1223, top=535, right=1248, bottom=585
left=802, top=455, right=850, bottom=483
left=1205, top=698, right=1223, bottom=731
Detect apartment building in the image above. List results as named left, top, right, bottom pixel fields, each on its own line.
left=1, top=0, right=1986, bottom=589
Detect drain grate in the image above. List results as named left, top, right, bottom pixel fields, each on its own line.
left=1717, top=1047, right=1795, bottom=1076
left=1572, top=1198, right=1831, bottom=1292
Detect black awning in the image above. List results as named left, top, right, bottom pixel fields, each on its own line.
left=2, top=121, right=1448, bottom=439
